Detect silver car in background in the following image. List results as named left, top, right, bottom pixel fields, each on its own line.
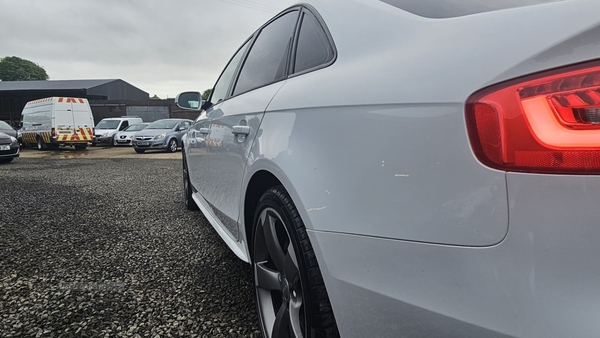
left=132, top=119, right=193, bottom=153
left=113, top=123, right=149, bottom=146
left=178, top=0, right=600, bottom=337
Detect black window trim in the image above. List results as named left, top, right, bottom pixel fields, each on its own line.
left=205, top=4, right=337, bottom=107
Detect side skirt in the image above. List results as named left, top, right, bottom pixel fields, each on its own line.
left=191, top=193, right=249, bottom=263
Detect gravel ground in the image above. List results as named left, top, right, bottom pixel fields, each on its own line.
left=0, top=158, right=260, bottom=337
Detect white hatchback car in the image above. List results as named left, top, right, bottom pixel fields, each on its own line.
left=178, top=1, right=600, bottom=337
left=112, top=123, right=149, bottom=146
left=92, top=117, right=143, bottom=146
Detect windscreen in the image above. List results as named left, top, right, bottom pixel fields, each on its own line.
left=147, top=120, right=177, bottom=129
left=124, top=123, right=148, bottom=132
left=96, top=120, right=120, bottom=129
left=0, top=121, right=13, bottom=130
left=380, top=0, right=562, bottom=18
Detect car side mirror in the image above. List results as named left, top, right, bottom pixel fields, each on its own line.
left=176, top=91, right=203, bottom=111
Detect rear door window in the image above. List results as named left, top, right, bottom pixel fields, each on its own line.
left=233, top=11, right=300, bottom=96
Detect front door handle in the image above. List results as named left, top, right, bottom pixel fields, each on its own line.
left=232, top=125, right=250, bottom=135
left=199, top=127, right=211, bottom=134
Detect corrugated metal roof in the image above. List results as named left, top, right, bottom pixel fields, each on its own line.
left=0, top=79, right=119, bottom=91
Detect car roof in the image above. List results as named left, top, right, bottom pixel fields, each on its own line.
left=150, top=118, right=193, bottom=122
left=379, top=0, right=564, bottom=18
left=101, top=117, right=142, bottom=120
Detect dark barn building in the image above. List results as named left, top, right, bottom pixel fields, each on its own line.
left=0, top=79, right=150, bottom=125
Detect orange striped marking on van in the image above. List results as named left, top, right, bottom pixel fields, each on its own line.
left=57, top=97, right=85, bottom=103
left=55, top=128, right=94, bottom=142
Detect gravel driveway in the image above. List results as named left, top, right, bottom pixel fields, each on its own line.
left=0, top=158, right=259, bottom=337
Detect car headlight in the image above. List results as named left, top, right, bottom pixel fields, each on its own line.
left=102, top=132, right=109, bottom=137
left=155, top=132, right=166, bottom=140
left=10, top=136, right=17, bottom=144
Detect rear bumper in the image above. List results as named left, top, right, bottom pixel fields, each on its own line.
left=50, top=137, right=88, bottom=145
left=309, top=173, right=600, bottom=338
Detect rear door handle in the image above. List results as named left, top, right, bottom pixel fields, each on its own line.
left=232, top=125, right=250, bottom=135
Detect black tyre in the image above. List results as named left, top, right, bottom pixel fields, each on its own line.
left=134, top=148, right=145, bottom=154
left=167, top=138, right=178, bottom=153
left=91, top=142, right=97, bottom=147
left=36, top=137, right=46, bottom=151
left=182, top=152, right=198, bottom=211
left=253, top=186, right=338, bottom=338
left=0, top=158, right=14, bottom=164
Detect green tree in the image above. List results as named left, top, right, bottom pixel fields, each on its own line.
left=202, top=88, right=212, bottom=100
left=0, top=56, right=49, bottom=81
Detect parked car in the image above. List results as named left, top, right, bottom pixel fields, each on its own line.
left=176, top=1, right=600, bottom=337
left=131, top=119, right=192, bottom=153
left=92, top=117, right=143, bottom=146
left=0, top=131, right=19, bottom=163
left=113, top=123, right=149, bottom=146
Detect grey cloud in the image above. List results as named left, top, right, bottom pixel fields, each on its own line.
left=0, top=0, right=296, bottom=98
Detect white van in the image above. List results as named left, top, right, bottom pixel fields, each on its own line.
left=92, top=116, right=143, bottom=146
left=20, top=97, right=95, bottom=150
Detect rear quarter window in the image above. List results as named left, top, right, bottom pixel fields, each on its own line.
left=293, top=10, right=335, bottom=74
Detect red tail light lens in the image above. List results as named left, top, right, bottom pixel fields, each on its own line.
left=51, top=128, right=56, bottom=137
left=467, top=62, right=600, bottom=174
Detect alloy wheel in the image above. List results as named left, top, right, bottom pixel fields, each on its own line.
left=254, top=207, right=305, bottom=338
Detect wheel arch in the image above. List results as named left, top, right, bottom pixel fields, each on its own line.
left=243, top=170, right=283, bottom=263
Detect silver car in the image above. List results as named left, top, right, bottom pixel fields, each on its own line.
left=132, top=119, right=193, bottom=153
left=113, top=123, right=149, bottom=146
left=178, top=1, right=600, bottom=337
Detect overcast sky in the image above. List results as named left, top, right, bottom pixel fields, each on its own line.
left=0, top=0, right=296, bottom=98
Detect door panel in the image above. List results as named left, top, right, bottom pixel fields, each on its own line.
left=187, top=112, right=212, bottom=198
left=204, top=81, right=286, bottom=240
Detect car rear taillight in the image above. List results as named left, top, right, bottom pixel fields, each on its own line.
left=467, top=61, right=600, bottom=174
left=51, top=128, right=56, bottom=137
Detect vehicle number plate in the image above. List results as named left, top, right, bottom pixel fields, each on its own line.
left=138, top=142, right=149, bottom=146
left=0, top=145, right=10, bottom=150
left=117, top=140, right=127, bottom=143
